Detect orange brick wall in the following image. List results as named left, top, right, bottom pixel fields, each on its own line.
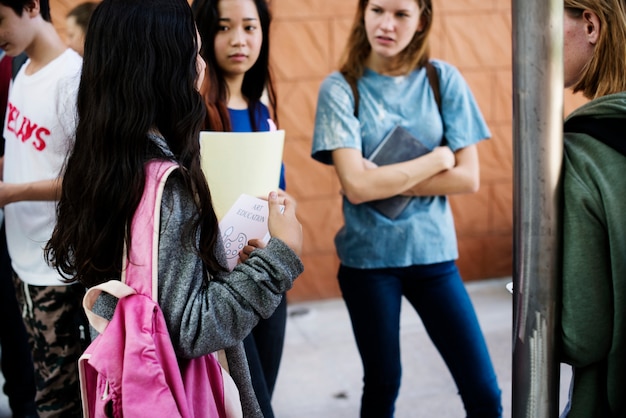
left=50, top=0, right=587, bottom=302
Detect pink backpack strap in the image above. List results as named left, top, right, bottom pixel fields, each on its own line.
left=122, top=160, right=178, bottom=298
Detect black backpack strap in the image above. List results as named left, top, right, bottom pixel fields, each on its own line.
left=564, top=116, right=626, bottom=157
left=425, top=62, right=442, bottom=113
left=340, top=71, right=360, bottom=118
left=11, top=52, right=27, bottom=80
left=425, top=61, right=447, bottom=145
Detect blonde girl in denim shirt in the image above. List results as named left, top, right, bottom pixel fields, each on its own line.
left=312, top=0, right=502, bottom=416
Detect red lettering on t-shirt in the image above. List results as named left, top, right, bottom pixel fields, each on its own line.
left=5, top=101, right=49, bottom=151
left=6, top=102, right=19, bottom=133
left=33, top=127, right=50, bottom=151
left=17, top=116, right=37, bottom=143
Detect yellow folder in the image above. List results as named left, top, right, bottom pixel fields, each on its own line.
left=199, top=130, right=285, bottom=220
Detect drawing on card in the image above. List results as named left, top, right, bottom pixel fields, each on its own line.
left=222, top=226, right=247, bottom=261
left=219, top=194, right=273, bottom=271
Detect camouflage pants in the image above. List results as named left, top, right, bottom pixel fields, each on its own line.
left=13, top=273, right=89, bottom=418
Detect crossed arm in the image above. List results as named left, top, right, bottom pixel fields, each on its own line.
left=331, top=143, right=479, bottom=205
left=402, top=144, right=480, bottom=197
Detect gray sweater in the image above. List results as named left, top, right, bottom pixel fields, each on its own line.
left=95, top=167, right=304, bottom=417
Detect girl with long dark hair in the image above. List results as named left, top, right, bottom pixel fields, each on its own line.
left=45, top=1, right=303, bottom=416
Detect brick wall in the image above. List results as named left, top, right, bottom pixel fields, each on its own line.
left=50, top=0, right=587, bottom=302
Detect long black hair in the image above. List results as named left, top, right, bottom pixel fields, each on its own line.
left=46, top=0, right=223, bottom=287
left=192, top=0, right=277, bottom=131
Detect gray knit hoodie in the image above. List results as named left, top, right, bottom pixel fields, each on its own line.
left=94, top=150, right=303, bottom=417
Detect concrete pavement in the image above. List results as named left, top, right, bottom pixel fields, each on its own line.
left=0, top=277, right=572, bottom=417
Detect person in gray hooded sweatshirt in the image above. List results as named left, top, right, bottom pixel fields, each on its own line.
left=44, top=1, right=303, bottom=417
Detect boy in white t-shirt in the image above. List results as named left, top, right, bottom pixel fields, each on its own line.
left=0, top=1, right=86, bottom=416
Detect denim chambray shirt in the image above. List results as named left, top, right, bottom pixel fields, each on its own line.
left=311, top=60, right=490, bottom=269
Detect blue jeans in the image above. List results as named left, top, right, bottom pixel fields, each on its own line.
left=338, top=261, right=502, bottom=418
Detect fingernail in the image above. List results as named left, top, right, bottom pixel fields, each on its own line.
left=269, top=191, right=277, bottom=200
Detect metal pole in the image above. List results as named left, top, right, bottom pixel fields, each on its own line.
left=511, top=0, right=563, bottom=417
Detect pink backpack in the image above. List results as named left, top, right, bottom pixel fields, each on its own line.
left=78, top=161, right=242, bottom=418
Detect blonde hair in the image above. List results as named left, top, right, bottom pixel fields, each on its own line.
left=339, top=0, right=432, bottom=82
left=565, top=0, right=626, bottom=98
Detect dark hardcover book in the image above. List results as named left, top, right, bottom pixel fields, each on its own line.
left=367, top=125, right=431, bottom=219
